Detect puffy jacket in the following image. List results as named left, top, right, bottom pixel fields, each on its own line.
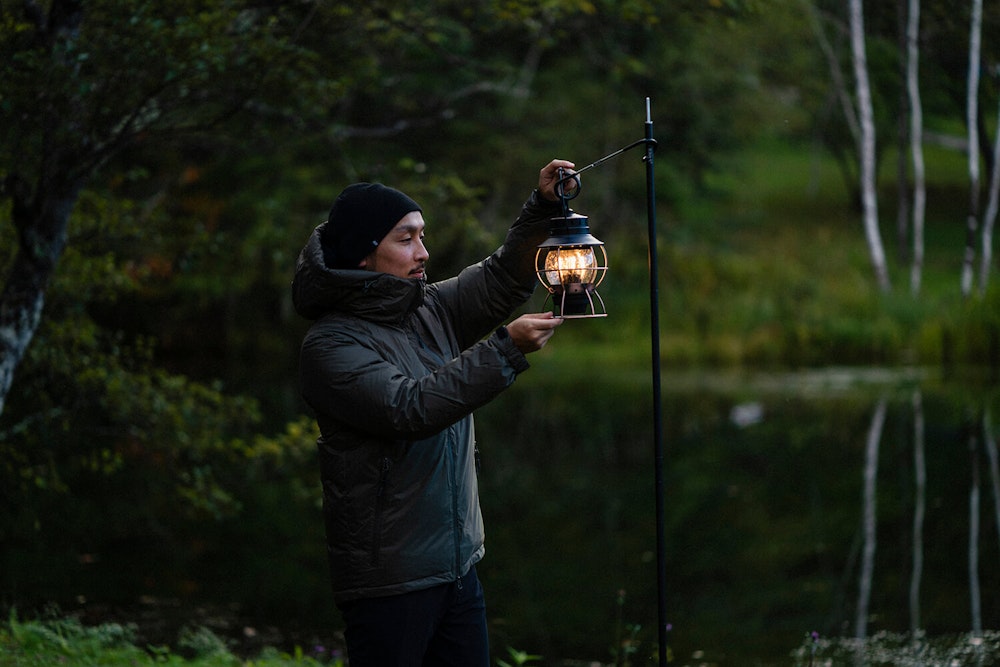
left=293, top=189, right=560, bottom=603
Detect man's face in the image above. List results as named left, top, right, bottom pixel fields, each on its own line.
left=359, top=211, right=428, bottom=280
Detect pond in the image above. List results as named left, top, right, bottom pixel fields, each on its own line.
left=5, top=364, right=999, bottom=666
left=473, top=363, right=1000, bottom=665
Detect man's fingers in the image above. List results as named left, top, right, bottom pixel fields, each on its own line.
left=524, top=312, right=564, bottom=329
left=506, top=312, right=564, bottom=353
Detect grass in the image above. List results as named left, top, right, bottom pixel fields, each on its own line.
left=8, top=613, right=1000, bottom=667
left=0, top=613, right=345, bottom=667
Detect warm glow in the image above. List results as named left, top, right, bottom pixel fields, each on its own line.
left=544, top=247, right=597, bottom=285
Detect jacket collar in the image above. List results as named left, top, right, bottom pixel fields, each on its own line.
left=292, top=223, right=425, bottom=324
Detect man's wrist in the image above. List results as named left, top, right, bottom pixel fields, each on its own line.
left=493, top=326, right=530, bottom=373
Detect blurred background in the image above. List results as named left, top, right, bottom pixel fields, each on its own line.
left=2, top=0, right=1000, bottom=664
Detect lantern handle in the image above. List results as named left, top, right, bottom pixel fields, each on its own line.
left=554, top=167, right=582, bottom=217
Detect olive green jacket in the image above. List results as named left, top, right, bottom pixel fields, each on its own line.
left=293, top=190, right=559, bottom=602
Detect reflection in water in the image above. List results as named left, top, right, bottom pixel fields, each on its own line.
left=988, top=413, right=1000, bottom=571
left=9, top=367, right=999, bottom=665
left=475, top=368, right=1000, bottom=664
left=910, top=390, right=925, bottom=636
left=839, top=389, right=1000, bottom=665
left=856, top=398, right=886, bottom=642
left=989, top=413, right=1000, bottom=544
left=971, top=417, right=983, bottom=638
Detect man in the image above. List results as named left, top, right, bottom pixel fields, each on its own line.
left=292, top=160, right=574, bottom=666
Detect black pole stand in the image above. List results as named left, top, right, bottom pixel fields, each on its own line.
left=561, top=99, right=665, bottom=665
left=642, top=98, right=667, bottom=667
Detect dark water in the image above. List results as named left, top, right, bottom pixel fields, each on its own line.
left=474, top=365, right=1000, bottom=665
left=5, top=365, right=999, bottom=665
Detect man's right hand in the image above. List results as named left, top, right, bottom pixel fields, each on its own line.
left=505, top=312, right=564, bottom=353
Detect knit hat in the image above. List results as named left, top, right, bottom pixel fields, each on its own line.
left=321, top=182, right=422, bottom=269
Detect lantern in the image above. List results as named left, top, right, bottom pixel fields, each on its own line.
left=534, top=181, right=608, bottom=317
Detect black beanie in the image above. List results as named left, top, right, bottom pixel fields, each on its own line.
left=321, top=182, right=422, bottom=269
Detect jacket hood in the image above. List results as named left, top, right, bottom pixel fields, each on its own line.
left=292, top=223, right=426, bottom=323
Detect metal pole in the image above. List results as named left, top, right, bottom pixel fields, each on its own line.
left=643, top=97, right=667, bottom=667
left=563, top=101, right=665, bottom=662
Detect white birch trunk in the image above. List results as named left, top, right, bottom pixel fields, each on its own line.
left=961, top=0, right=983, bottom=297
left=979, top=78, right=1000, bottom=294
left=849, top=0, right=892, bottom=292
left=896, top=0, right=910, bottom=263
left=907, top=0, right=926, bottom=296
left=0, top=187, right=80, bottom=419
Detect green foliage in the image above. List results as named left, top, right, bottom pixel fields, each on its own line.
left=1, top=612, right=151, bottom=666
left=3, top=0, right=1000, bottom=663
left=948, top=289, right=1000, bottom=368
left=1, top=0, right=327, bottom=183
left=611, top=589, right=664, bottom=667
left=0, top=612, right=343, bottom=666
left=0, top=192, right=266, bottom=522
left=496, top=645, right=543, bottom=667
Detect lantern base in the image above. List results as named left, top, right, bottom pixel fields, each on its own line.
left=547, top=288, right=607, bottom=318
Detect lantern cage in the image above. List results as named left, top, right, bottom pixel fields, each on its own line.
left=535, top=211, right=608, bottom=318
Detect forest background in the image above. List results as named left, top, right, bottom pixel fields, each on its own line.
left=2, top=0, right=1000, bottom=663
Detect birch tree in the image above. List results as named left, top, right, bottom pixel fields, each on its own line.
left=849, top=0, right=892, bottom=292
left=961, top=0, right=983, bottom=297
left=895, top=0, right=911, bottom=264
left=979, top=74, right=1000, bottom=294
left=906, top=0, right=927, bottom=296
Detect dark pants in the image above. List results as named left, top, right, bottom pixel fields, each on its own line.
left=338, top=567, right=489, bottom=667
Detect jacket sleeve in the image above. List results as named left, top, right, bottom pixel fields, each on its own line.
left=300, top=323, right=528, bottom=441
left=429, top=189, right=562, bottom=350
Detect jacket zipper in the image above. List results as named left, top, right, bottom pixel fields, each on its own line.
left=371, top=456, right=391, bottom=566
left=450, top=426, right=463, bottom=590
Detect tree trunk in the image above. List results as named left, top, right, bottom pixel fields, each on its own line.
left=803, top=0, right=860, bottom=146
left=961, top=0, right=983, bottom=297
left=896, top=0, right=911, bottom=264
left=979, top=73, right=1000, bottom=294
left=0, top=179, right=80, bottom=417
left=906, top=0, right=927, bottom=296
left=0, top=0, right=87, bottom=419
left=849, top=0, right=892, bottom=292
